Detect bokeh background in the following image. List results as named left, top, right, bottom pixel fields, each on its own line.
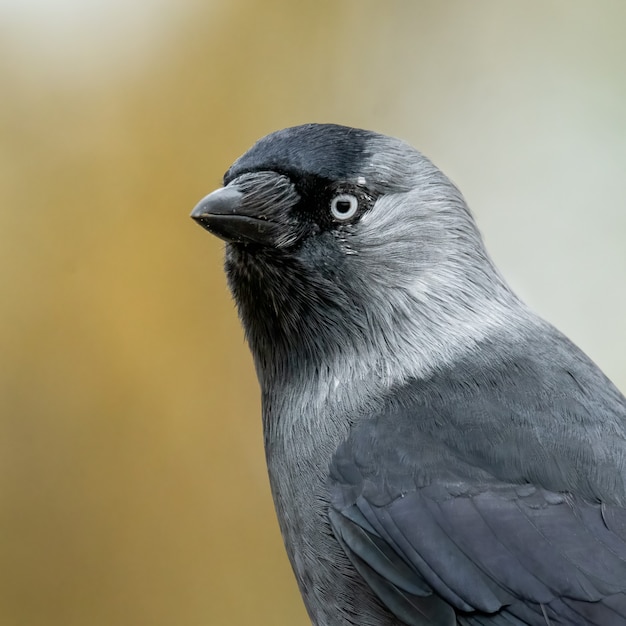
left=2, top=1, right=626, bottom=625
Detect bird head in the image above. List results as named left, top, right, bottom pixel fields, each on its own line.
left=191, top=124, right=520, bottom=386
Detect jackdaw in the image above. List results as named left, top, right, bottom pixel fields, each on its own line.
left=191, top=123, right=626, bottom=625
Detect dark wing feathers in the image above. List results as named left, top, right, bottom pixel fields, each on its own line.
left=354, top=493, right=507, bottom=612
left=602, top=503, right=626, bottom=537
left=331, top=470, right=626, bottom=624
left=328, top=507, right=433, bottom=597
left=329, top=507, right=456, bottom=625
left=329, top=337, right=626, bottom=624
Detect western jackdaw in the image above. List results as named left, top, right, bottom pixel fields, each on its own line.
left=191, top=123, right=626, bottom=625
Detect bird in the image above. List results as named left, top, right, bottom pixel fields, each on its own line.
left=190, top=123, right=626, bottom=625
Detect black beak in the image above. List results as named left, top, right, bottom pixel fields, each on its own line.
left=191, top=185, right=286, bottom=246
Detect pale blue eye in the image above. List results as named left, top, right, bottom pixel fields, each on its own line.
left=330, top=194, right=359, bottom=221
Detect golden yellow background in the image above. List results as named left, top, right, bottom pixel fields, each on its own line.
left=2, top=2, right=626, bottom=625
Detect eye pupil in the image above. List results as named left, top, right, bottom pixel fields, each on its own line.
left=335, top=200, right=352, bottom=214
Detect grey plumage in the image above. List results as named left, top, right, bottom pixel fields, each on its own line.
left=191, top=123, right=626, bottom=625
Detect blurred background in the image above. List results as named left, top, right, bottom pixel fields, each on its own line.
left=1, top=1, right=626, bottom=624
